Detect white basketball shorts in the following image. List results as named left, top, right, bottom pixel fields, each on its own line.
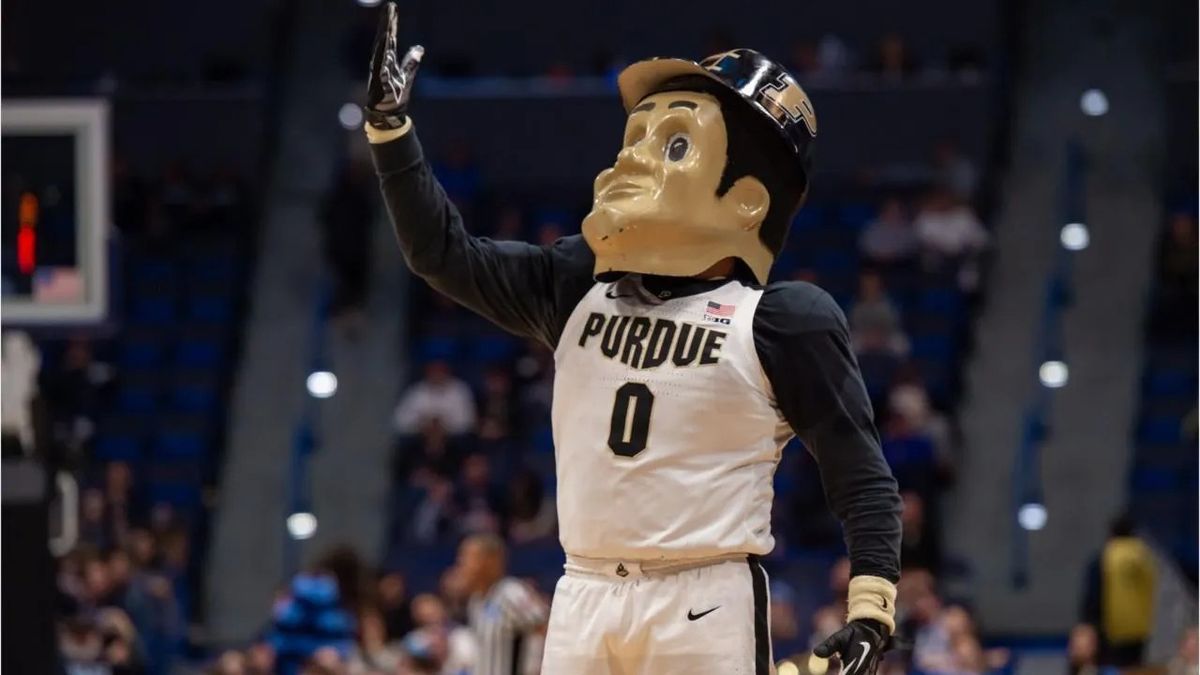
left=541, top=554, right=774, bottom=675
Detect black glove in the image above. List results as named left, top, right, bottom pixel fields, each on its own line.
left=365, top=2, right=423, bottom=131
left=812, top=619, right=890, bottom=675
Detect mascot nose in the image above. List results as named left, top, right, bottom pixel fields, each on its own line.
left=615, top=141, right=656, bottom=172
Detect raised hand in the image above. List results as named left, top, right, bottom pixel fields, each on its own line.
left=365, top=2, right=423, bottom=131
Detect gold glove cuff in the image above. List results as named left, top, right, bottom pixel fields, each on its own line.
left=364, top=117, right=413, bottom=144
left=846, top=575, right=897, bottom=634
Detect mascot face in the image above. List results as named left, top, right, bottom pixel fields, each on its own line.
left=582, top=90, right=772, bottom=281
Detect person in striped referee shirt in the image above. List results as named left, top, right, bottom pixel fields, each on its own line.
left=456, top=534, right=548, bottom=675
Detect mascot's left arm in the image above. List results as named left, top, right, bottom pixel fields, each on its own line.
left=754, top=281, right=903, bottom=673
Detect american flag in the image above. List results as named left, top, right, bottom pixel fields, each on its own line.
left=706, top=300, right=736, bottom=317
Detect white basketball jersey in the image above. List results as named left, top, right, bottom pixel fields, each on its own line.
left=552, top=276, right=793, bottom=560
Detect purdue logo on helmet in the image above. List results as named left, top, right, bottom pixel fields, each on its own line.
left=758, top=75, right=817, bottom=136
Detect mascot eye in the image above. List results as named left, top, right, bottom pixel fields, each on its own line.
left=665, top=133, right=690, bottom=162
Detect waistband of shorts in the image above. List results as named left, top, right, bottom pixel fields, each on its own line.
left=563, top=553, right=749, bottom=580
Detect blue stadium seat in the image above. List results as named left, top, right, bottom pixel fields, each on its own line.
left=910, top=332, right=958, bottom=360
left=171, top=375, right=221, bottom=415
left=917, top=288, right=964, bottom=316
left=147, top=480, right=203, bottom=509
left=1143, top=369, right=1198, bottom=398
left=415, top=336, right=460, bottom=363
left=130, top=295, right=178, bottom=326
left=154, top=427, right=208, bottom=460
left=94, top=433, right=143, bottom=462
left=116, top=378, right=161, bottom=415
left=175, top=337, right=226, bottom=369
left=130, top=258, right=177, bottom=288
left=837, top=203, right=876, bottom=231
left=187, top=294, right=234, bottom=324
left=470, top=334, right=519, bottom=364
left=119, top=337, right=167, bottom=371
left=791, top=205, right=829, bottom=232
left=1137, top=415, right=1183, bottom=445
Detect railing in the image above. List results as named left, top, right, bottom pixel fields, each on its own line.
left=282, top=281, right=333, bottom=579
left=1010, top=140, right=1086, bottom=587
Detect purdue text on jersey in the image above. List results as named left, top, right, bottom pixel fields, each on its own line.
left=577, top=312, right=727, bottom=370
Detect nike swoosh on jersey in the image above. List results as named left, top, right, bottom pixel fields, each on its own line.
left=686, top=606, right=720, bottom=621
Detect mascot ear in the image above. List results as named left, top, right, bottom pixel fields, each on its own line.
left=721, top=175, right=770, bottom=231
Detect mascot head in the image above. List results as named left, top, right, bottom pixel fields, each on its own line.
left=583, top=49, right=817, bottom=284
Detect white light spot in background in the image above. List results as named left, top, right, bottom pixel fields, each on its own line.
left=1061, top=222, right=1090, bottom=251
left=307, top=371, right=338, bottom=398
left=357, top=0, right=382, bottom=6
left=338, top=103, right=363, bottom=130
left=1080, top=89, right=1109, bottom=116
left=287, top=512, right=318, bottom=539
left=1039, top=360, right=1069, bottom=388
left=1018, top=503, right=1048, bottom=531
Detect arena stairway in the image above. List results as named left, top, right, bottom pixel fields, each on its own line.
left=949, top=0, right=1166, bottom=634
left=205, top=0, right=402, bottom=644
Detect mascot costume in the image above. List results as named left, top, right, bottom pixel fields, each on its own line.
left=363, top=4, right=902, bottom=674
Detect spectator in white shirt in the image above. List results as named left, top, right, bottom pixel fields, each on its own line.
left=394, top=360, right=477, bottom=435
left=860, top=198, right=919, bottom=265
left=915, top=189, right=988, bottom=258
left=914, top=189, right=989, bottom=291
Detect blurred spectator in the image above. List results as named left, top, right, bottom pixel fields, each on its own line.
left=210, top=649, right=247, bottom=675
left=933, top=141, right=979, bottom=202
left=900, top=491, right=939, bottom=571
left=769, top=578, right=802, bottom=652
left=870, top=33, right=916, bottom=79
left=1167, top=627, right=1199, bottom=675
left=268, top=572, right=356, bottom=675
left=394, top=361, right=477, bottom=436
left=888, top=381, right=956, bottom=480
left=403, top=592, right=477, bottom=675
left=202, top=166, right=249, bottom=229
left=81, top=488, right=116, bottom=551
left=394, top=417, right=468, bottom=486
left=809, top=557, right=851, bottom=648
left=1080, top=515, right=1158, bottom=667
left=320, top=161, right=375, bottom=325
left=159, top=162, right=198, bottom=230
left=112, top=157, right=150, bottom=234
left=859, top=198, right=918, bottom=265
left=348, top=608, right=401, bottom=674
left=1, top=331, right=41, bottom=456
left=914, top=188, right=988, bottom=291
left=1150, top=212, right=1199, bottom=336
left=850, top=271, right=908, bottom=357
left=914, top=189, right=989, bottom=262
left=431, top=140, right=481, bottom=212
left=492, top=206, right=525, bottom=241
left=789, top=40, right=819, bottom=75
left=454, top=454, right=505, bottom=537
left=457, top=535, right=547, bottom=674
left=377, top=572, right=415, bottom=642
left=410, top=478, right=459, bottom=544
left=881, top=407, right=938, bottom=499
left=1068, top=623, right=1100, bottom=675
left=478, top=367, right=520, bottom=442
left=42, top=336, right=114, bottom=455
left=816, top=34, right=854, bottom=76
left=245, top=642, right=276, bottom=675
left=506, top=469, right=556, bottom=544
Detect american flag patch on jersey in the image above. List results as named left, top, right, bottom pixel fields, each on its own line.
left=705, top=300, right=736, bottom=317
